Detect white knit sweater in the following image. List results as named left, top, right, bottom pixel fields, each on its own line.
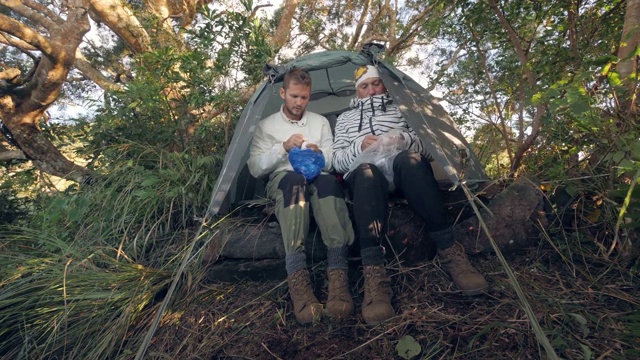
left=247, top=106, right=334, bottom=179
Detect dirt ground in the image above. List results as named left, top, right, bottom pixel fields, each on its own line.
left=148, top=241, right=640, bottom=360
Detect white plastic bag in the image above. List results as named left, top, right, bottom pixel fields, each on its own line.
left=348, top=130, right=408, bottom=191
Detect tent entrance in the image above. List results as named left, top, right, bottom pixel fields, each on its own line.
left=209, top=49, right=488, bottom=216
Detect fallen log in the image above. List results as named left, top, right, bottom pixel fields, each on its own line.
left=205, top=177, right=547, bottom=281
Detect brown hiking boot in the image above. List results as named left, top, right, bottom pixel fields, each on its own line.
left=326, top=269, right=354, bottom=320
left=438, top=242, right=488, bottom=296
left=361, top=265, right=394, bottom=324
left=287, top=269, right=323, bottom=324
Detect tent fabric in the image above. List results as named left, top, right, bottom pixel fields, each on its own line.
left=208, top=46, right=488, bottom=216
left=379, top=64, right=486, bottom=183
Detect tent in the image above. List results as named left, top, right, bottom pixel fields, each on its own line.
left=208, top=44, right=488, bottom=216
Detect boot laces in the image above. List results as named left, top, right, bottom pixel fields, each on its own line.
left=328, top=269, right=349, bottom=299
left=441, top=243, right=476, bottom=276
left=290, top=271, right=315, bottom=302
left=364, top=266, right=391, bottom=300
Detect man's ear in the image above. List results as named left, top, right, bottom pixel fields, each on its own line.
left=279, top=87, right=286, bottom=99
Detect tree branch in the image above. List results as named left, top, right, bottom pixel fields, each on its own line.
left=387, top=2, right=437, bottom=56
left=487, top=0, right=546, bottom=174
left=19, top=3, right=89, bottom=114
left=487, top=0, right=534, bottom=88
left=23, top=0, right=64, bottom=26
left=510, top=108, right=544, bottom=172
left=87, top=0, right=151, bottom=53
left=467, top=23, right=514, bottom=166
left=74, top=50, right=123, bottom=92
left=357, top=4, right=388, bottom=50
left=0, top=0, right=60, bottom=32
left=0, top=149, right=27, bottom=161
left=516, top=81, right=525, bottom=146
left=567, top=0, right=579, bottom=60
left=270, top=0, right=298, bottom=51
left=0, top=13, right=53, bottom=56
left=0, top=1, right=90, bottom=182
left=0, top=31, right=39, bottom=63
left=0, top=32, right=33, bottom=52
left=388, top=0, right=396, bottom=40
left=425, top=46, right=464, bottom=92
left=348, top=0, right=372, bottom=50
left=0, top=68, right=21, bottom=81
left=617, top=0, right=640, bottom=110
left=249, top=4, right=273, bottom=19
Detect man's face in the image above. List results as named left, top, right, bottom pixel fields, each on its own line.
left=356, top=77, right=387, bottom=99
left=280, top=82, right=311, bottom=120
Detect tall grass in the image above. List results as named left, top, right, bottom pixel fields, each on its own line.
left=0, top=144, right=221, bottom=359
left=32, top=144, right=221, bottom=264
left=0, top=230, right=172, bottom=359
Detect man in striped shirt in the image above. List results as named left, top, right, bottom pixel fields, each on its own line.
left=333, top=65, right=488, bottom=324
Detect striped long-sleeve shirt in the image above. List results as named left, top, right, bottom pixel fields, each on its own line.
left=332, top=94, right=426, bottom=176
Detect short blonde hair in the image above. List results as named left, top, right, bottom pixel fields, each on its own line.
left=283, top=68, right=311, bottom=89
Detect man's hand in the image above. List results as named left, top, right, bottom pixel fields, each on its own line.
left=283, top=134, right=307, bottom=152
left=361, top=134, right=379, bottom=151
left=305, top=143, right=321, bottom=153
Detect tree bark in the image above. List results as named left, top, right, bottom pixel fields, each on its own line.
left=617, top=0, right=640, bottom=112
left=205, top=177, right=547, bottom=281
left=0, top=0, right=91, bottom=182
left=0, top=137, right=26, bottom=161
left=271, top=0, right=298, bottom=51
left=0, top=150, right=26, bottom=161
left=87, top=0, right=151, bottom=53
left=348, top=0, right=372, bottom=50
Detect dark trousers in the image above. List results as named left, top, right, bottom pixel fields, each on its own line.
left=346, top=150, right=451, bottom=254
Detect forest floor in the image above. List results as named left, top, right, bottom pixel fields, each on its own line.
left=148, top=239, right=640, bottom=360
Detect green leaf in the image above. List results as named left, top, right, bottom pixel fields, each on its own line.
left=611, top=151, right=626, bottom=163
left=570, top=100, right=590, bottom=114
left=532, top=92, right=543, bottom=105
left=141, top=176, right=160, bottom=187
left=590, top=54, right=618, bottom=66
left=550, top=336, right=567, bottom=349
left=396, top=335, right=421, bottom=359
left=565, top=185, right=578, bottom=197
left=569, top=313, right=590, bottom=337
left=547, top=88, right=561, bottom=98
left=580, top=343, right=592, bottom=360
left=133, top=190, right=154, bottom=199
left=631, top=142, right=640, bottom=160
left=618, top=159, right=636, bottom=172
left=608, top=72, right=622, bottom=86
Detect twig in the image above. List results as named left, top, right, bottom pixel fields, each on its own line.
left=332, top=322, right=407, bottom=359
left=609, top=167, right=640, bottom=256
left=461, top=182, right=559, bottom=360
left=261, top=342, right=283, bottom=360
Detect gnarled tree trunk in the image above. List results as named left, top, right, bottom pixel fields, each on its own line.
left=0, top=0, right=92, bottom=182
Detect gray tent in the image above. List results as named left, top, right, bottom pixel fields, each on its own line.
left=208, top=45, right=487, bottom=216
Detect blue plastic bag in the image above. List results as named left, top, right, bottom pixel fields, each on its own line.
left=289, top=147, right=325, bottom=181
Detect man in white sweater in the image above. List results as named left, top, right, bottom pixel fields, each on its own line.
left=248, top=68, right=355, bottom=324
left=333, top=65, right=488, bottom=324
